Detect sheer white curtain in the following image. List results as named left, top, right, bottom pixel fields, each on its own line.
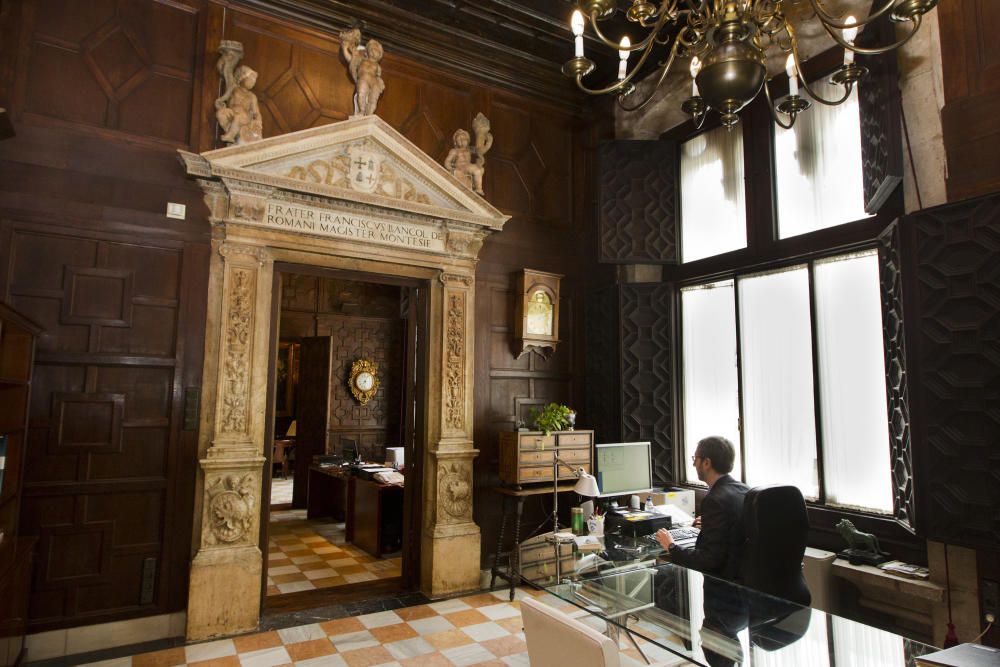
left=738, top=266, right=819, bottom=498
left=831, top=616, right=905, bottom=666
left=815, top=251, right=893, bottom=512
left=681, top=281, right=741, bottom=484
left=681, top=125, right=747, bottom=262
left=774, top=81, right=871, bottom=238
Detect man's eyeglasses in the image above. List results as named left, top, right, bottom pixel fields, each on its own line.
left=691, top=455, right=702, bottom=464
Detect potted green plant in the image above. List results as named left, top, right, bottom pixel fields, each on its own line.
left=530, top=403, right=573, bottom=435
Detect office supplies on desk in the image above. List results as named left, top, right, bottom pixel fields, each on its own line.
left=606, top=509, right=672, bottom=538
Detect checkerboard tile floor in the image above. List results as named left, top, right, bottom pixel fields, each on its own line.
left=81, top=588, right=689, bottom=666
left=267, top=510, right=401, bottom=596
left=270, top=478, right=294, bottom=506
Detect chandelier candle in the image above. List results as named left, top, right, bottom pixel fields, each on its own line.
left=563, top=0, right=938, bottom=128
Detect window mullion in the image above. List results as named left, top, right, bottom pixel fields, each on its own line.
left=808, top=261, right=827, bottom=504
left=734, top=275, right=747, bottom=483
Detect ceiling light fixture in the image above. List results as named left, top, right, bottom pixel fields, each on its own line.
left=563, top=0, right=937, bottom=129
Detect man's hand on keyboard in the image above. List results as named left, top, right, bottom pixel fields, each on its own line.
left=693, top=515, right=702, bottom=528
left=655, top=527, right=673, bottom=550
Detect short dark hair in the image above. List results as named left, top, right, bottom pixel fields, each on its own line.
left=696, top=436, right=736, bottom=474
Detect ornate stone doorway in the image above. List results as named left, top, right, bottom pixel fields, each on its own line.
left=179, top=116, right=508, bottom=640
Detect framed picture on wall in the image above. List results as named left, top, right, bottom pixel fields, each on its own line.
left=276, top=341, right=300, bottom=417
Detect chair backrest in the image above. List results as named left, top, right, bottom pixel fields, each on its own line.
left=741, top=485, right=811, bottom=606
left=521, top=597, right=620, bottom=667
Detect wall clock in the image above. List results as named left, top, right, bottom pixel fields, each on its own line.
left=348, top=358, right=379, bottom=405
left=513, top=269, right=562, bottom=359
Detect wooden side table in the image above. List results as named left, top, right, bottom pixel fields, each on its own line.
left=489, top=483, right=580, bottom=601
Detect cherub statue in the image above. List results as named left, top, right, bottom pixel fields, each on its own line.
left=340, top=27, right=385, bottom=117
left=214, top=41, right=262, bottom=145
left=444, top=113, right=494, bottom=195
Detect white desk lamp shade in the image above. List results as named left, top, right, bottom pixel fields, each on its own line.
left=573, top=472, right=600, bottom=497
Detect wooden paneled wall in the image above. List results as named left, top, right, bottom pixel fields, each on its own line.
left=0, top=0, right=606, bottom=629
left=939, top=0, right=1000, bottom=201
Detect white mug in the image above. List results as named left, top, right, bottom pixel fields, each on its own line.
left=587, top=516, right=604, bottom=536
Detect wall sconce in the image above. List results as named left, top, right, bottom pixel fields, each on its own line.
left=513, top=269, right=562, bottom=359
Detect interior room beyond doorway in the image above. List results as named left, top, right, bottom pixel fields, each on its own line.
left=263, top=269, right=417, bottom=609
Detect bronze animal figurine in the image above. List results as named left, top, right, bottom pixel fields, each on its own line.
left=836, top=518, right=881, bottom=554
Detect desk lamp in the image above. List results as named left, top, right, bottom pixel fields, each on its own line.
left=285, top=420, right=297, bottom=438
left=550, top=455, right=601, bottom=537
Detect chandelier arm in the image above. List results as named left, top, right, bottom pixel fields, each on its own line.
left=617, top=42, right=683, bottom=112
left=787, top=36, right=855, bottom=106
left=588, top=10, right=668, bottom=52
left=763, top=79, right=797, bottom=130
left=808, top=0, right=897, bottom=29
left=575, top=30, right=671, bottom=96
left=813, top=12, right=923, bottom=55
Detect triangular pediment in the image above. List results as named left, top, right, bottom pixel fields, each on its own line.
left=180, top=115, right=508, bottom=230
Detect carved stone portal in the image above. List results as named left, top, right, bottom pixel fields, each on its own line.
left=181, top=115, right=508, bottom=641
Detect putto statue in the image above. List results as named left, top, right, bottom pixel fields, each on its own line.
left=340, top=27, right=385, bottom=117
left=214, top=41, right=262, bottom=145
left=445, top=113, right=494, bottom=195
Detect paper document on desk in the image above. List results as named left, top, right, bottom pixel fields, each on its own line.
left=652, top=503, right=695, bottom=526
left=574, top=535, right=602, bottom=551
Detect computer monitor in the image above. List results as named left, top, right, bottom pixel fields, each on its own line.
left=593, top=441, right=653, bottom=499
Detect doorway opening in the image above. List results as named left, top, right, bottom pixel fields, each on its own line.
left=260, top=264, right=428, bottom=614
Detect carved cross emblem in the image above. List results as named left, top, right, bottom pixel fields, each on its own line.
left=347, top=144, right=383, bottom=194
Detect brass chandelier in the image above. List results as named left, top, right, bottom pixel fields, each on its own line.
left=562, top=0, right=937, bottom=128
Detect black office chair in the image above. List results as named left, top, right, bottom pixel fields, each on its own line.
left=741, top=484, right=811, bottom=606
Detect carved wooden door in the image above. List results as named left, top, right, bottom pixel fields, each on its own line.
left=293, top=337, right=333, bottom=509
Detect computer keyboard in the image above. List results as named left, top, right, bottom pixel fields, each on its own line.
left=668, top=527, right=700, bottom=542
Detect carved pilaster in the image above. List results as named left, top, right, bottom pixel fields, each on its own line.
left=439, top=271, right=473, bottom=440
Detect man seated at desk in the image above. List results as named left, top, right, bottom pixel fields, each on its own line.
left=655, top=436, right=749, bottom=581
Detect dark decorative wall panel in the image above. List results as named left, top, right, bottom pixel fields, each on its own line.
left=857, top=19, right=903, bottom=214
left=584, top=286, right=621, bottom=445
left=902, top=194, right=1000, bottom=549
left=878, top=222, right=916, bottom=531
left=620, top=284, right=674, bottom=485
left=597, top=141, right=678, bottom=264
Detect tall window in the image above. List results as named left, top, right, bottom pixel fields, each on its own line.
left=680, top=125, right=747, bottom=263
left=774, top=81, right=871, bottom=237
left=680, top=249, right=892, bottom=513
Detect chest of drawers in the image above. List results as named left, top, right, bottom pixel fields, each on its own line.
left=498, top=430, right=594, bottom=487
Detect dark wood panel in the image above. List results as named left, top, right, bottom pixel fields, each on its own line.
left=1, top=225, right=204, bottom=631
left=15, top=0, right=205, bottom=147
left=940, top=0, right=1000, bottom=201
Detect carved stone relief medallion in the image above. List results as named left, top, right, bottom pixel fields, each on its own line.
left=348, top=144, right=384, bottom=194
left=205, top=473, right=257, bottom=546
left=438, top=461, right=472, bottom=521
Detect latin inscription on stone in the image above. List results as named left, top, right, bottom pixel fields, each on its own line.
left=258, top=202, right=446, bottom=252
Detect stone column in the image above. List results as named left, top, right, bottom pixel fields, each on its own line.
left=187, top=240, right=273, bottom=641
left=421, top=270, right=481, bottom=597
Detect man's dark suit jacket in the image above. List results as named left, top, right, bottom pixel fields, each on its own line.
left=669, top=474, right=750, bottom=580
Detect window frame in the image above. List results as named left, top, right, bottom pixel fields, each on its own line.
left=678, top=247, right=894, bottom=510
left=662, top=46, right=919, bottom=561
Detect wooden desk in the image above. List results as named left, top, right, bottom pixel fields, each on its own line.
left=351, top=478, right=404, bottom=558
left=489, top=483, right=580, bottom=600
left=307, top=465, right=349, bottom=521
